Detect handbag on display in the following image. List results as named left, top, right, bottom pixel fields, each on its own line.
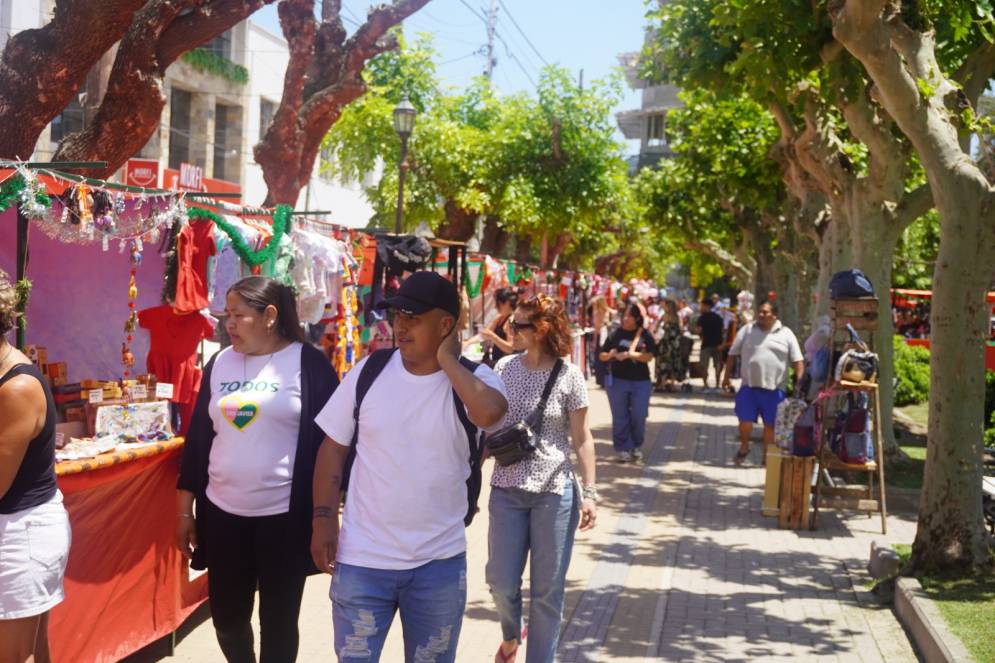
left=774, top=397, right=808, bottom=450
left=834, top=323, right=879, bottom=383
left=792, top=405, right=818, bottom=457
left=486, top=359, right=564, bottom=467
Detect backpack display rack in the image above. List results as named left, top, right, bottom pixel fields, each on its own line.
left=810, top=297, right=888, bottom=534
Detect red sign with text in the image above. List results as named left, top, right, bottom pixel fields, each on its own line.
left=124, top=159, right=160, bottom=188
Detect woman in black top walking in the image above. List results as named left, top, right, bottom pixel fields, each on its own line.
left=599, top=302, right=656, bottom=462
left=0, top=268, right=72, bottom=662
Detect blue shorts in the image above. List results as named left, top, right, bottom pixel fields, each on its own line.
left=734, top=385, right=786, bottom=426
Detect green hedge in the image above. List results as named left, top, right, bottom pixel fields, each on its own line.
left=892, top=337, right=995, bottom=444
left=893, top=336, right=931, bottom=406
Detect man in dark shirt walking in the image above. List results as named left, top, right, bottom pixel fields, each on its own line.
left=696, top=299, right=725, bottom=390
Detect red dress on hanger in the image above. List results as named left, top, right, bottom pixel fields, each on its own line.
left=138, top=305, right=214, bottom=406
left=174, top=220, right=216, bottom=313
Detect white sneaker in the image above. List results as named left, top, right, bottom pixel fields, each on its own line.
left=632, top=448, right=644, bottom=461
left=616, top=450, right=633, bottom=463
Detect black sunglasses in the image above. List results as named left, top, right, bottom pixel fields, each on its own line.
left=509, top=320, right=535, bottom=333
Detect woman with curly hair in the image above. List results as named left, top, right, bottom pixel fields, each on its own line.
left=0, top=268, right=71, bottom=662
left=487, top=294, right=597, bottom=663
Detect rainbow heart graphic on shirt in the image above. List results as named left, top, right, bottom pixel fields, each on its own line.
left=220, top=397, right=260, bottom=431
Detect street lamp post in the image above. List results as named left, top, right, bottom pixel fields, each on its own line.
left=393, top=95, right=416, bottom=234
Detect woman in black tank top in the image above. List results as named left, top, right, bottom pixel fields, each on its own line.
left=482, top=287, right=519, bottom=367
left=0, top=268, right=71, bottom=659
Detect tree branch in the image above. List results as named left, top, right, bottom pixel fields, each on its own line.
left=953, top=40, right=995, bottom=109
left=893, top=182, right=934, bottom=231
left=0, top=0, right=149, bottom=159
left=256, top=0, right=431, bottom=204
left=55, top=0, right=271, bottom=177
left=688, top=238, right=755, bottom=286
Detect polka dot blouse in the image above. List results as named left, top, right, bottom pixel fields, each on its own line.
left=491, top=354, right=590, bottom=495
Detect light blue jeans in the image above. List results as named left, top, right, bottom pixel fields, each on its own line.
left=486, top=485, right=579, bottom=663
left=605, top=377, right=652, bottom=451
left=330, top=554, right=466, bottom=662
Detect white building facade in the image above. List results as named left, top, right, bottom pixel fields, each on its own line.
left=2, top=1, right=375, bottom=228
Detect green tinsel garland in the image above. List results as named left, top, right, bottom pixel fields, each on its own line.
left=464, top=260, right=485, bottom=298
left=0, top=174, right=51, bottom=214
left=14, top=278, right=31, bottom=332
left=188, top=204, right=291, bottom=267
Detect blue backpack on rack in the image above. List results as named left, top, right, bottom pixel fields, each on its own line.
left=829, top=269, right=875, bottom=299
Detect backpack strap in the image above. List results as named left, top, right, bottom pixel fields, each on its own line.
left=454, top=356, right=483, bottom=526
left=342, top=348, right=396, bottom=492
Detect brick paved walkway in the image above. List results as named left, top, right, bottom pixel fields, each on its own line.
left=127, top=383, right=919, bottom=662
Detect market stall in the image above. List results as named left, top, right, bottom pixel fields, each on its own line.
left=50, top=440, right=207, bottom=663
left=2, top=161, right=625, bottom=661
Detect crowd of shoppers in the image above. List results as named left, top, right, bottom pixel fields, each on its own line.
left=0, top=259, right=811, bottom=663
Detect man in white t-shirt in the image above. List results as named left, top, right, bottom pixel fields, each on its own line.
left=723, top=300, right=804, bottom=465
left=311, top=271, right=508, bottom=662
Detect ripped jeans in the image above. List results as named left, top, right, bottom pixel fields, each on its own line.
left=331, top=553, right=466, bottom=662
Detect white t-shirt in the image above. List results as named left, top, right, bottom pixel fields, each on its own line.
left=314, top=352, right=506, bottom=570
left=729, top=320, right=803, bottom=390
left=206, top=343, right=303, bottom=517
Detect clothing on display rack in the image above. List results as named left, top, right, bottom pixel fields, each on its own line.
left=174, top=220, right=217, bottom=313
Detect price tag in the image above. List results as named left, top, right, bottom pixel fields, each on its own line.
left=155, top=382, right=174, bottom=399
left=55, top=432, right=65, bottom=447
left=129, top=384, right=148, bottom=400
left=88, top=389, right=103, bottom=404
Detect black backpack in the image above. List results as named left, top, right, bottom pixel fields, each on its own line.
left=340, top=348, right=484, bottom=526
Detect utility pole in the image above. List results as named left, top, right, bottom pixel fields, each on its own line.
left=485, top=0, right=497, bottom=80
left=578, top=68, right=584, bottom=92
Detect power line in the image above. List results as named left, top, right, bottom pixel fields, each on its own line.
left=440, top=49, right=486, bottom=65
left=495, top=0, right=548, bottom=66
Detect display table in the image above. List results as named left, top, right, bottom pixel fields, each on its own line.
left=49, top=438, right=209, bottom=663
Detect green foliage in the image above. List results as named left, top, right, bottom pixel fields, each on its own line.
left=893, top=336, right=932, bottom=406
left=632, top=89, right=784, bottom=282
left=893, top=210, right=939, bottom=289
left=181, top=48, right=249, bottom=85
left=322, top=31, right=632, bottom=265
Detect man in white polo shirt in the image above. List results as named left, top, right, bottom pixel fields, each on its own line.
left=310, top=271, right=508, bottom=662
left=722, top=300, right=803, bottom=465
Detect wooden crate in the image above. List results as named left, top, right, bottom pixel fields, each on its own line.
left=831, top=297, right=879, bottom=332
left=778, top=456, right=815, bottom=530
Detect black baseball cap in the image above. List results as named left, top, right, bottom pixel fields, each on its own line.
left=376, top=271, right=460, bottom=318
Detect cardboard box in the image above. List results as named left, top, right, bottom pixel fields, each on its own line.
left=47, top=362, right=67, bottom=379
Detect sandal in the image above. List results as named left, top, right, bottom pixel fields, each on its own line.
left=733, top=448, right=750, bottom=465
left=495, top=627, right=527, bottom=663
left=495, top=643, right=518, bottom=663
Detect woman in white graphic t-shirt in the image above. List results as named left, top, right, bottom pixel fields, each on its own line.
left=487, top=294, right=598, bottom=663
left=176, top=276, right=337, bottom=663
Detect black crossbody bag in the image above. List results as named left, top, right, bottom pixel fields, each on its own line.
left=486, top=358, right=564, bottom=467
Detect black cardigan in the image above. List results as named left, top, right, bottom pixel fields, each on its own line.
left=177, top=342, right=339, bottom=574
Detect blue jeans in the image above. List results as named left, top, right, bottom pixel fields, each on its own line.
left=486, top=486, right=579, bottom=663
left=330, top=554, right=467, bottom=662
left=605, top=378, right=652, bottom=451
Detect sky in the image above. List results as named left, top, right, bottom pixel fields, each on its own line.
left=252, top=0, right=649, bottom=153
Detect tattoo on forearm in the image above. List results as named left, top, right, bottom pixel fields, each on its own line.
left=329, top=474, right=341, bottom=486
left=313, top=506, right=334, bottom=518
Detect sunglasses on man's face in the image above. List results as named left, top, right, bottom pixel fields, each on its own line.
left=509, top=320, right=535, bottom=333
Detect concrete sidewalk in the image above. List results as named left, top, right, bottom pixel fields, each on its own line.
left=127, top=382, right=918, bottom=662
